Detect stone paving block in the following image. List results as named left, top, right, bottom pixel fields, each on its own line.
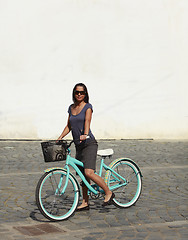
left=87, top=213, right=105, bottom=220
left=77, top=221, right=94, bottom=229
left=119, top=229, right=136, bottom=238
left=135, top=232, right=148, bottom=238
left=82, top=237, right=97, bottom=240
left=65, top=223, right=86, bottom=231
left=12, top=236, right=28, bottom=240
left=95, top=223, right=109, bottom=228
left=90, top=231, right=104, bottom=236
left=0, top=234, right=13, bottom=240
left=147, top=237, right=163, bottom=240
left=117, top=219, right=131, bottom=226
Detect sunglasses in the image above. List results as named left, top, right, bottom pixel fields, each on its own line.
left=74, top=91, right=86, bottom=95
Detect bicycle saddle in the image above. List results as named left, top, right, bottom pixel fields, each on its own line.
left=97, top=149, right=114, bottom=157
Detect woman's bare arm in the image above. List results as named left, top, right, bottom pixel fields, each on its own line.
left=57, top=116, right=71, bottom=140
left=80, top=108, right=92, bottom=141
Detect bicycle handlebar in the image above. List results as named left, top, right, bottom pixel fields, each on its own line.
left=57, top=136, right=90, bottom=149
left=67, top=140, right=74, bottom=149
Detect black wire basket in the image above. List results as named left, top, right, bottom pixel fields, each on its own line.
left=41, top=140, right=67, bottom=162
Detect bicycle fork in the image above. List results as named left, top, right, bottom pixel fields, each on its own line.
left=54, top=165, right=70, bottom=195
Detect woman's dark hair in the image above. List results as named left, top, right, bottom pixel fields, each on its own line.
left=72, top=83, right=89, bottom=103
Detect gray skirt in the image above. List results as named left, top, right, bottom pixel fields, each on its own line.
left=75, top=139, right=98, bottom=173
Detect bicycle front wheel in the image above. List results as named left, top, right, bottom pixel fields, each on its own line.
left=36, top=169, right=79, bottom=221
left=105, top=159, right=142, bottom=208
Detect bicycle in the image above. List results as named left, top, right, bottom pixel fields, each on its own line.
left=35, top=140, right=143, bottom=221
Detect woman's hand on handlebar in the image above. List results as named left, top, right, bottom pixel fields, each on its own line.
left=80, top=135, right=90, bottom=143
left=80, top=135, right=87, bottom=142
left=56, top=136, right=63, bottom=143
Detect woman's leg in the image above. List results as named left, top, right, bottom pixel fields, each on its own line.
left=77, top=177, right=90, bottom=209
left=85, top=169, right=112, bottom=202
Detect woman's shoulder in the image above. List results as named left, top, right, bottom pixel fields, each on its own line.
left=85, top=103, right=93, bottom=111
left=68, top=104, right=74, bottom=113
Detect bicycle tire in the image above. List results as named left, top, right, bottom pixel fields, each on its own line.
left=104, top=158, right=142, bottom=208
left=36, top=169, right=79, bottom=221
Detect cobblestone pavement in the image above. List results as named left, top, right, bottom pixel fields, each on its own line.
left=0, top=140, right=187, bottom=240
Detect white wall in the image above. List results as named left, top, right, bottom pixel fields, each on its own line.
left=0, top=0, right=188, bottom=139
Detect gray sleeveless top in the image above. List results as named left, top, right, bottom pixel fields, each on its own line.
left=68, top=103, right=95, bottom=145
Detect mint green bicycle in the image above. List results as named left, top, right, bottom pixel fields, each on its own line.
left=35, top=140, right=142, bottom=221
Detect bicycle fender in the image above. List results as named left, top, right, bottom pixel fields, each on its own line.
left=108, top=158, right=143, bottom=177
left=44, top=167, right=81, bottom=195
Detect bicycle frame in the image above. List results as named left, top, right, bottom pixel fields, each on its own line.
left=60, top=151, right=127, bottom=196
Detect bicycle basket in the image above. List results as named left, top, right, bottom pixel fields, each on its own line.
left=41, top=141, right=67, bottom=162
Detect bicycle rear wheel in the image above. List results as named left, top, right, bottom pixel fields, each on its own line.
left=105, top=159, right=142, bottom=208
left=36, top=169, right=79, bottom=221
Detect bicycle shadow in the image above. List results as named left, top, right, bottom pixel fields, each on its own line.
left=29, top=199, right=115, bottom=222
left=30, top=207, right=114, bottom=222
left=27, top=200, right=50, bottom=222
left=30, top=210, right=50, bottom=223
left=89, top=199, right=116, bottom=213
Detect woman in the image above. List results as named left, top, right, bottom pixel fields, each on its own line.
left=57, top=83, right=115, bottom=210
